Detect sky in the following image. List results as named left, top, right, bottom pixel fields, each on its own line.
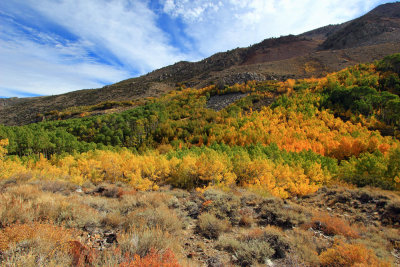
left=0, top=0, right=394, bottom=98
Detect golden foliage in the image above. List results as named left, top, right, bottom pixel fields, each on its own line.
left=319, top=242, right=390, bottom=267
left=0, top=222, right=78, bottom=251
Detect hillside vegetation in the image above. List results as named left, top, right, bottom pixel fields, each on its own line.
left=1, top=54, right=400, bottom=193
left=0, top=54, right=400, bottom=266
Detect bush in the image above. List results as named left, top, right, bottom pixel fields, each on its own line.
left=0, top=223, right=79, bottom=266
left=197, top=212, right=230, bottom=239
left=319, top=242, right=390, bottom=267
left=202, top=189, right=241, bottom=225
left=119, top=228, right=176, bottom=258
left=287, top=228, right=321, bottom=266
left=217, top=234, right=274, bottom=266
left=217, top=226, right=290, bottom=265
left=238, top=207, right=255, bottom=227
left=39, top=180, right=77, bottom=195
left=309, top=213, right=359, bottom=238
left=257, top=198, right=309, bottom=228
left=356, top=226, right=400, bottom=265
left=123, top=205, right=182, bottom=233
left=120, top=248, right=181, bottom=267
left=0, top=184, right=102, bottom=229
left=261, top=226, right=291, bottom=259
left=101, top=212, right=124, bottom=228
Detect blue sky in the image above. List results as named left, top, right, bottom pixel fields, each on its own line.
left=0, top=0, right=394, bottom=98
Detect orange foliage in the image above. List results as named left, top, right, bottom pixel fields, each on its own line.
left=319, top=242, right=390, bottom=267
left=120, top=248, right=181, bottom=267
left=310, top=213, right=359, bottom=238
left=0, top=222, right=78, bottom=251
left=218, top=107, right=397, bottom=159
left=68, top=240, right=96, bottom=267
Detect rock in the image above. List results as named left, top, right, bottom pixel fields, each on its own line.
left=206, top=93, right=249, bottom=111
left=105, top=233, right=117, bottom=244
left=382, top=201, right=400, bottom=226
left=187, top=252, right=195, bottom=258
left=266, top=259, right=274, bottom=266
left=358, top=192, right=373, bottom=204
left=207, top=256, right=223, bottom=267
left=219, top=72, right=268, bottom=87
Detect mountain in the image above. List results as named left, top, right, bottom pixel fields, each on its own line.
left=1, top=2, right=400, bottom=126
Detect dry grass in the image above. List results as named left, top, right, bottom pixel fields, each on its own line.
left=0, top=181, right=399, bottom=266
left=123, top=205, right=182, bottom=233
left=119, top=227, right=178, bottom=258
left=0, top=184, right=102, bottom=228
left=0, top=222, right=80, bottom=266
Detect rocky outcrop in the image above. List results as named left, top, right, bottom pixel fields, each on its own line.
left=206, top=93, right=249, bottom=111
left=218, top=72, right=269, bottom=87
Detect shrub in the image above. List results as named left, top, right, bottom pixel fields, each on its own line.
left=238, top=207, right=255, bottom=227
left=135, top=191, right=173, bottom=208
left=120, top=248, right=181, bottom=267
left=39, top=180, right=76, bottom=195
left=202, top=189, right=241, bottom=225
left=0, top=223, right=79, bottom=266
left=356, top=226, right=399, bottom=265
left=260, top=226, right=291, bottom=259
left=119, top=228, right=176, bottom=258
left=184, top=200, right=201, bottom=218
left=68, top=240, right=96, bottom=266
left=197, top=212, right=230, bottom=239
left=101, top=212, right=124, bottom=228
left=123, top=205, right=182, bottom=233
left=257, top=198, right=308, bottom=228
left=0, top=184, right=102, bottom=229
left=217, top=234, right=274, bottom=266
left=217, top=226, right=290, bottom=265
left=319, top=242, right=390, bottom=267
left=287, top=228, right=320, bottom=266
left=310, top=213, right=359, bottom=238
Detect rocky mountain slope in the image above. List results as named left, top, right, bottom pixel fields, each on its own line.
left=1, top=2, right=400, bottom=126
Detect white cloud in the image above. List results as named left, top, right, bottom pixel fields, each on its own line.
left=0, top=36, right=130, bottom=97
left=22, top=0, right=187, bottom=73
left=161, top=0, right=388, bottom=56
left=0, top=0, right=187, bottom=97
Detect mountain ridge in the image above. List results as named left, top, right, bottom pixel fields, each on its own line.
left=1, top=2, right=400, bottom=126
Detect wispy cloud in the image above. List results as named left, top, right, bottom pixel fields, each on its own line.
left=0, top=0, right=393, bottom=98
left=161, top=0, right=391, bottom=55
left=0, top=0, right=186, bottom=97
